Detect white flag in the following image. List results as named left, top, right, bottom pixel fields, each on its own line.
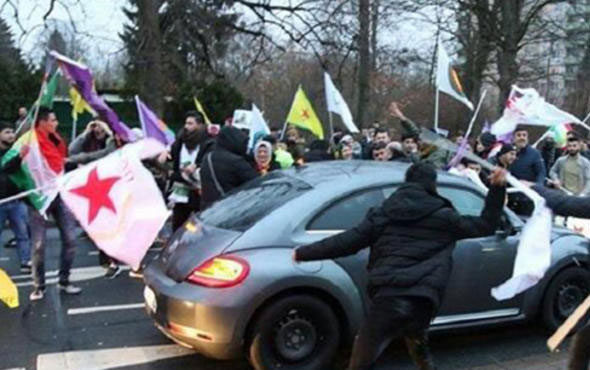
left=249, top=104, right=271, bottom=149
left=324, top=72, right=359, bottom=133
left=59, top=139, right=170, bottom=269
left=491, top=85, right=583, bottom=136
left=436, top=42, right=474, bottom=110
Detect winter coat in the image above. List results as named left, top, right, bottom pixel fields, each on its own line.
left=399, top=117, right=452, bottom=169
left=67, top=133, right=117, bottom=166
left=200, top=126, right=259, bottom=210
left=532, top=185, right=590, bottom=218
left=303, top=149, right=334, bottom=163
left=509, top=145, right=546, bottom=184
left=296, top=183, right=506, bottom=309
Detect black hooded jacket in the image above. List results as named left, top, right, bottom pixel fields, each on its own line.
left=296, top=182, right=506, bottom=309
left=200, top=126, right=258, bottom=209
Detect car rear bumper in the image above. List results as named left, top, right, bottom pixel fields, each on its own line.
left=143, top=261, right=245, bottom=360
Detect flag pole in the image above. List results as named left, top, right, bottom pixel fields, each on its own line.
left=71, top=116, right=78, bottom=142
left=434, top=88, right=440, bottom=131
left=328, top=111, right=334, bottom=145
left=16, top=75, right=48, bottom=136
left=533, top=130, right=551, bottom=148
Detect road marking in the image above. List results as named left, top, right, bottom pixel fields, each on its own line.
left=14, top=266, right=131, bottom=287
left=37, top=344, right=194, bottom=370
left=67, top=303, right=145, bottom=315
left=0, top=257, right=10, bottom=261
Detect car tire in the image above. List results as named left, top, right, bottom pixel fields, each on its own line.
left=248, top=294, right=340, bottom=370
left=542, top=267, right=590, bottom=332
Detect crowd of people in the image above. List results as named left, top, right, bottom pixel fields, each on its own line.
left=1, top=100, right=590, bottom=368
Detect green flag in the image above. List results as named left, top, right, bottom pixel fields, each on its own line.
left=39, top=71, right=59, bottom=108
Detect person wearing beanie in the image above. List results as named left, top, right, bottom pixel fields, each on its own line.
left=489, top=143, right=517, bottom=169
left=294, top=162, right=507, bottom=370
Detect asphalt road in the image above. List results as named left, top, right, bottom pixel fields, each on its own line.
left=0, top=227, right=570, bottom=370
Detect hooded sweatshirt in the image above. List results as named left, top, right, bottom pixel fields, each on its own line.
left=200, top=126, right=258, bottom=209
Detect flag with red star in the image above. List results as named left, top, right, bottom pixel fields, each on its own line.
left=59, top=139, right=169, bottom=269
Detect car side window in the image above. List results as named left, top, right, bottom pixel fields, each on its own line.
left=308, top=189, right=385, bottom=230
left=437, top=186, right=484, bottom=216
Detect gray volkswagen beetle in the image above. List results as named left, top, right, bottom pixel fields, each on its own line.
left=143, top=161, right=590, bottom=370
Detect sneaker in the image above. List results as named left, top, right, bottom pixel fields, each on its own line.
left=129, top=269, right=143, bottom=279
left=29, top=288, right=45, bottom=301
left=57, top=283, right=82, bottom=295
left=20, top=262, right=32, bottom=274
left=104, top=265, right=121, bottom=279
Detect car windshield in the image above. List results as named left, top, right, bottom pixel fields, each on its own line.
left=198, top=171, right=312, bottom=231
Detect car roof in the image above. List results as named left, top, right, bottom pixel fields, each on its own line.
left=280, top=160, right=470, bottom=188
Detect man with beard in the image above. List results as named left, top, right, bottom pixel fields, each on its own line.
left=549, top=135, right=590, bottom=196
left=169, top=111, right=214, bottom=231
left=294, top=163, right=507, bottom=370
left=508, top=126, right=546, bottom=215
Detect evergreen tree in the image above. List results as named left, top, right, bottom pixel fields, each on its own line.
left=0, top=17, right=42, bottom=121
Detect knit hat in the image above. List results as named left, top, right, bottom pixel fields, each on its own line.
left=497, top=143, right=516, bottom=157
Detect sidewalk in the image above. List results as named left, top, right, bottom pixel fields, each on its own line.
left=467, top=350, right=568, bottom=370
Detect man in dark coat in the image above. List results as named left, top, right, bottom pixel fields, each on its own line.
left=303, top=139, right=334, bottom=163
left=294, top=163, right=507, bottom=370
left=169, top=111, right=214, bottom=231
left=200, top=125, right=258, bottom=210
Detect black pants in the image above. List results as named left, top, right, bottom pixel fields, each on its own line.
left=569, top=322, right=590, bottom=370
left=348, top=296, right=436, bottom=370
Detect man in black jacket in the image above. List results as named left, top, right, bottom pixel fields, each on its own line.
left=169, top=111, right=214, bottom=231
left=529, top=184, right=590, bottom=370
left=200, top=125, right=258, bottom=210
left=294, top=163, right=507, bottom=370
left=0, top=121, right=31, bottom=272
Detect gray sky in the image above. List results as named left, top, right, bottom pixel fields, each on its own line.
left=1, top=0, right=439, bottom=71
left=1, top=0, right=127, bottom=65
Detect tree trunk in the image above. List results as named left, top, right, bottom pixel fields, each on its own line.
left=370, top=0, right=379, bottom=71
left=496, top=0, right=522, bottom=111
left=356, top=0, right=371, bottom=128
left=138, top=0, right=164, bottom=116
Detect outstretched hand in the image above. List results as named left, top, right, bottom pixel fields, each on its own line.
left=488, top=167, right=507, bottom=186
left=388, top=102, right=406, bottom=121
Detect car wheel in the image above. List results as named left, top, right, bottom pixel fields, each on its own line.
left=248, top=294, right=340, bottom=370
left=542, top=267, right=590, bottom=332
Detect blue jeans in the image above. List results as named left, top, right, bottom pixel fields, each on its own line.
left=30, top=197, right=78, bottom=289
left=0, top=200, right=31, bottom=265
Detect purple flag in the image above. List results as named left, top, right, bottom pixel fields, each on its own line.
left=135, top=96, right=175, bottom=146
left=446, top=137, right=469, bottom=169
left=50, top=51, right=135, bottom=142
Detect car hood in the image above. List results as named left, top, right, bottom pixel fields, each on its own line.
left=160, top=216, right=242, bottom=282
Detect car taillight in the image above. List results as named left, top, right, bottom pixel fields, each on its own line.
left=186, top=255, right=250, bottom=288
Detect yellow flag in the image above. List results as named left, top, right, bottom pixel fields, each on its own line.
left=286, top=86, right=324, bottom=139
left=193, top=97, right=212, bottom=125
left=69, top=87, right=95, bottom=121
left=0, top=269, right=18, bottom=308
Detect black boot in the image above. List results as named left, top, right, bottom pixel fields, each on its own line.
left=405, top=333, right=436, bottom=370
left=569, top=324, right=590, bottom=370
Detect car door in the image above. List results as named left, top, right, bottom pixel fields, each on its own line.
left=306, top=187, right=386, bottom=305
left=434, top=185, right=524, bottom=323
